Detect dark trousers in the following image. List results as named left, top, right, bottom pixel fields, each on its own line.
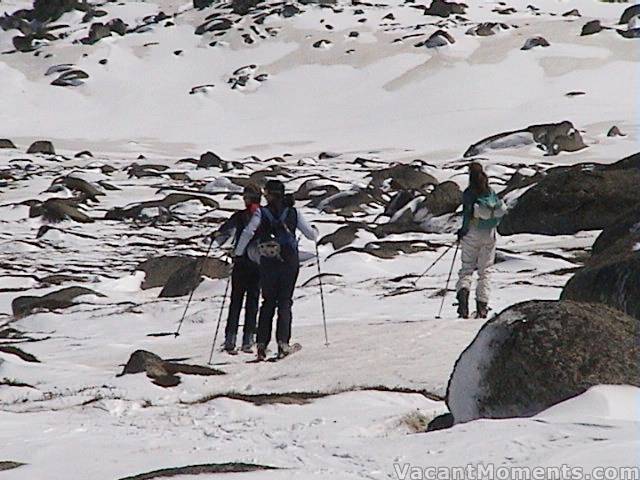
left=224, top=257, right=260, bottom=348
left=257, top=257, right=299, bottom=347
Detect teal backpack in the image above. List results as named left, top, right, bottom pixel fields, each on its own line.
left=473, top=191, right=506, bottom=229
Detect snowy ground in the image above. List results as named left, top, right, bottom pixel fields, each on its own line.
left=1, top=0, right=639, bottom=478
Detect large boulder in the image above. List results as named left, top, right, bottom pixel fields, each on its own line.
left=561, top=207, right=640, bottom=321
left=498, top=153, right=640, bottom=236
left=417, top=181, right=461, bottom=217
left=447, top=300, right=640, bottom=423
left=620, top=4, right=640, bottom=25
left=12, top=287, right=105, bottom=318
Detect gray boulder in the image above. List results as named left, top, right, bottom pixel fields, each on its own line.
left=0, top=139, right=16, bottom=149
left=368, top=164, right=438, bottom=191
left=561, top=207, right=640, bottom=321
left=581, top=20, right=603, bottom=36
left=447, top=300, right=640, bottom=423
left=27, top=140, right=55, bottom=154
left=12, top=287, right=105, bottom=318
left=620, top=5, right=640, bottom=25
left=521, top=36, right=550, bottom=50
left=137, top=255, right=230, bottom=295
left=498, top=152, right=640, bottom=236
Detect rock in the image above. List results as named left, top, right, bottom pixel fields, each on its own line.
left=316, top=188, right=377, bottom=216
left=281, top=4, right=301, bottom=17
left=466, top=22, right=508, bottom=37
left=521, top=36, right=549, bottom=50
left=607, top=126, right=625, bottom=137
left=382, top=190, right=414, bottom=218
left=618, top=27, right=640, bottom=39
left=107, top=18, right=128, bottom=36
left=195, top=18, right=233, bottom=35
left=30, top=198, right=93, bottom=223
left=620, top=4, right=640, bottom=25
left=427, top=413, right=454, bottom=431
left=424, top=0, right=467, bottom=17
left=51, top=69, right=89, bottom=87
left=159, top=257, right=230, bottom=298
left=417, top=181, right=462, bottom=217
left=31, top=0, right=84, bottom=23
left=368, top=164, right=438, bottom=191
left=313, top=39, right=332, bottom=48
left=50, top=176, right=105, bottom=202
left=419, top=29, right=455, bottom=48
left=294, top=179, right=340, bottom=202
left=561, top=208, right=640, bottom=321
left=194, top=0, right=216, bottom=7
left=12, top=287, right=105, bottom=318
left=0, top=346, right=40, bottom=363
left=464, top=121, right=585, bottom=157
left=562, top=9, right=580, bottom=17
left=106, top=193, right=217, bottom=221
left=499, top=155, right=640, bottom=236
left=318, top=225, right=360, bottom=250
left=198, top=151, right=226, bottom=169
left=12, top=35, right=34, bottom=52
left=0, top=139, right=16, bottom=149
left=119, top=349, right=224, bottom=387
left=0, top=462, right=25, bottom=472
left=447, top=300, right=640, bottom=423
left=26, top=140, right=55, bottom=155
left=137, top=256, right=230, bottom=292
left=581, top=20, right=603, bottom=36
left=81, top=22, right=112, bottom=45
left=231, top=0, right=263, bottom=15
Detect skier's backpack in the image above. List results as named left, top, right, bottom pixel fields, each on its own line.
left=473, top=191, right=506, bottom=229
left=258, top=207, right=298, bottom=260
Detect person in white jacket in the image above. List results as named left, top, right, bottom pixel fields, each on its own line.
left=235, top=180, right=318, bottom=360
left=455, top=163, right=506, bottom=319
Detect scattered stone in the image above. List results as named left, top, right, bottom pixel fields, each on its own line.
left=313, top=39, right=332, bottom=48
left=521, top=36, right=549, bottom=50
left=159, top=257, right=230, bottom=298
left=99, top=58, right=108, bottom=65
left=80, top=22, right=112, bottom=45
left=30, top=198, right=93, bottom=223
left=424, top=0, right=467, bottom=18
left=75, top=150, right=93, bottom=158
left=0, top=139, right=16, bottom=149
left=12, top=287, right=105, bottom=318
left=117, top=462, right=276, bottom=480
left=27, top=140, right=55, bottom=155
left=562, top=9, right=580, bottom=18
left=319, top=224, right=361, bottom=250
left=137, top=256, right=229, bottom=292
left=0, top=346, right=40, bottom=363
left=565, top=91, right=585, bottom=97
left=0, top=462, right=25, bottom=472
left=581, top=20, right=603, bottom=36
left=607, top=126, right=625, bottom=137
left=51, top=69, right=89, bottom=87
left=119, top=349, right=224, bottom=387
left=418, top=29, right=455, bottom=48
left=194, top=0, right=216, bottom=8
left=368, top=164, right=438, bottom=191
left=107, top=18, right=128, bottom=36
left=447, top=300, right=640, bottom=423
left=281, top=4, right=301, bottom=17
left=45, top=64, right=73, bottom=76
left=427, top=413, right=454, bottom=431
left=198, top=151, right=226, bottom=168
left=466, top=22, right=509, bottom=37
left=195, top=18, right=233, bottom=35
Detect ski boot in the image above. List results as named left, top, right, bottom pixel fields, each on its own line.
left=476, top=301, right=489, bottom=319
left=456, top=288, right=470, bottom=319
left=256, top=344, right=267, bottom=362
left=277, top=342, right=291, bottom=360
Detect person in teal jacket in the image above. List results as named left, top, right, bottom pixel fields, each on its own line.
left=456, top=163, right=506, bottom=319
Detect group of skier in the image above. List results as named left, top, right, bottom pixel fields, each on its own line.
left=213, top=180, right=318, bottom=361
left=211, top=163, right=504, bottom=361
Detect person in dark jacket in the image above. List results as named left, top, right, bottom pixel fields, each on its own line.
left=213, top=184, right=262, bottom=354
left=235, top=180, right=318, bottom=360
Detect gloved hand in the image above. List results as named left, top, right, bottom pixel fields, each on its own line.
left=456, top=228, right=467, bottom=242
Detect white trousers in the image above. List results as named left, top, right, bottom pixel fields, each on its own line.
left=455, top=226, right=496, bottom=303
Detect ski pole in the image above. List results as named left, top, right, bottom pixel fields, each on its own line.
left=436, top=241, right=460, bottom=319
left=412, top=243, right=455, bottom=286
left=208, top=266, right=232, bottom=364
left=174, top=235, right=216, bottom=338
left=315, top=243, right=329, bottom=346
